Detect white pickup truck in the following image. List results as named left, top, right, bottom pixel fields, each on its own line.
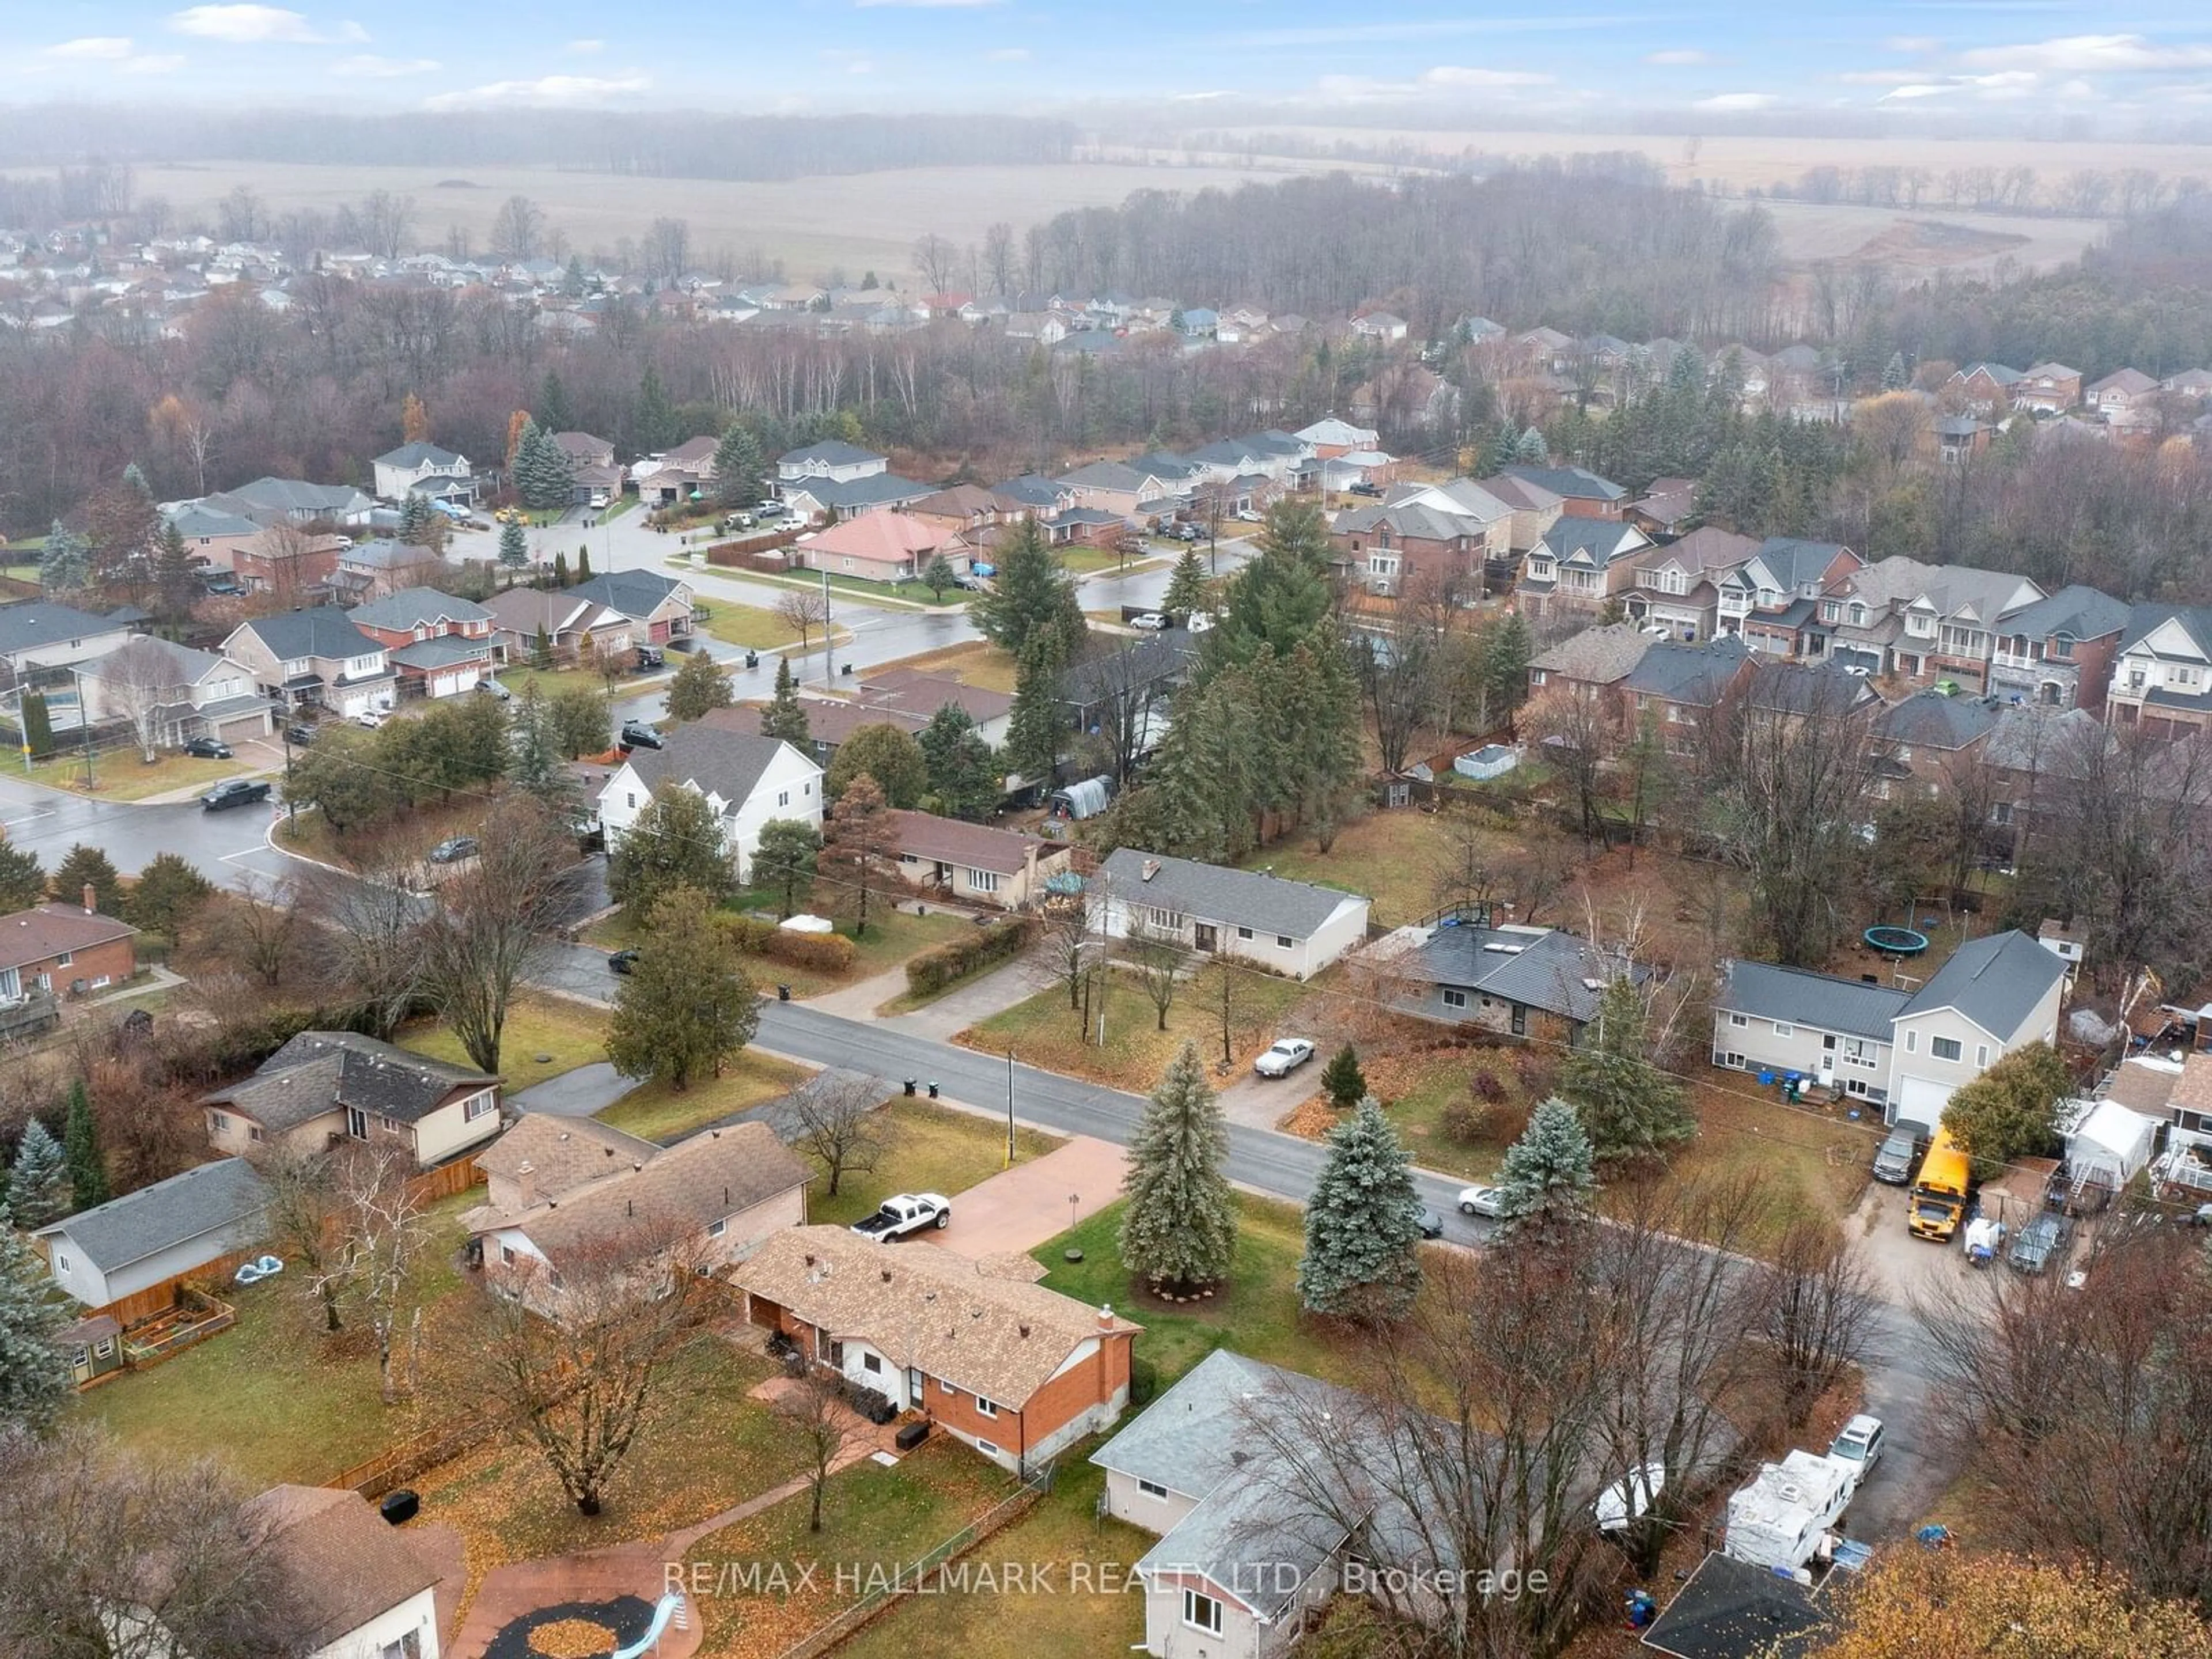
left=850, top=1192, right=952, bottom=1241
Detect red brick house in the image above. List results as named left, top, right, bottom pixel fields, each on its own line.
left=736, top=1225, right=1140, bottom=1474
left=0, top=892, right=137, bottom=1006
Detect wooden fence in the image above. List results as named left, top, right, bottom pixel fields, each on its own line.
left=95, top=1246, right=262, bottom=1327
left=402, top=1152, right=485, bottom=1207
left=329, top=1410, right=510, bottom=1500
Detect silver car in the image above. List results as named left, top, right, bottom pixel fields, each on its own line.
left=1252, top=1038, right=1315, bottom=1078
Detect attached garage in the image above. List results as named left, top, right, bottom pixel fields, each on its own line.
left=1889, top=1074, right=1953, bottom=1134
left=214, top=711, right=271, bottom=744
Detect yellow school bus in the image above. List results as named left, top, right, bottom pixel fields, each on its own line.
left=1908, top=1124, right=1972, bottom=1241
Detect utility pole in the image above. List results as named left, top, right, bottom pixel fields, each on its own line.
left=1005, top=1046, right=1016, bottom=1169
left=72, top=668, right=92, bottom=789
left=821, top=565, right=836, bottom=690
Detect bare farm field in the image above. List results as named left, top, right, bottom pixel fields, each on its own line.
left=100, top=158, right=1331, bottom=283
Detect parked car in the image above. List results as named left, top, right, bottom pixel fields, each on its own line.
left=2007, top=1212, right=2073, bottom=1274
left=851, top=1192, right=952, bottom=1241
left=1253, top=1037, right=1316, bottom=1078
left=427, top=836, right=479, bottom=865
left=1828, top=1414, right=1885, bottom=1476
left=284, top=723, right=315, bottom=747
left=1233, top=507, right=1263, bottom=524
left=475, top=677, right=512, bottom=700
left=201, top=778, right=272, bottom=812
left=607, top=949, right=639, bottom=975
left=1130, top=612, right=1169, bottom=631
left=635, top=644, right=665, bottom=671
left=1348, top=480, right=1384, bottom=497
left=181, top=736, right=233, bottom=760
left=619, top=721, right=664, bottom=751
left=354, top=708, right=388, bottom=729
left=1456, top=1184, right=1505, bottom=1219
left=1414, top=1206, right=1445, bottom=1240
left=1872, top=1130, right=1920, bottom=1185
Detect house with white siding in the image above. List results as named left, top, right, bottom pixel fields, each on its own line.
left=596, top=726, right=821, bottom=884
left=1092, top=849, right=1369, bottom=982
left=35, top=1157, right=268, bottom=1310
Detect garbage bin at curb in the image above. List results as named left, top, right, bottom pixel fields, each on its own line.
left=777, top=984, right=790, bottom=1001
left=903, top=1078, right=917, bottom=1096
left=928, top=1082, right=940, bottom=1099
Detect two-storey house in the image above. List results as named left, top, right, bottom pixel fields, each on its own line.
left=333, top=537, right=442, bottom=603
left=0, top=601, right=137, bottom=679
left=596, top=726, right=822, bottom=883
left=1721, top=538, right=1862, bottom=656
left=776, top=440, right=888, bottom=486
left=222, top=608, right=396, bottom=717
left=2088, top=368, right=2161, bottom=427
left=1617, top=636, right=1753, bottom=753
left=78, top=639, right=273, bottom=749
left=1888, top=565, right=2046, bottom=691
left=1987, top=585, right=2131, bottom=713
left=2014, top=362, right=2082, bottom=414
left=2106, top=604, right=2212, bottom=737
left=1472, top=472, right=1565, bottom=556
left=1869, top=690, right=1999, bottom=800
left=346, top=586, right=498, bottom=699
left=1502, top=463, right=1627, bottom=520
left=371, top=441, right=474, bottom=506
left=1620, top=525, right=1758, bottom=641
left=1518, top=518, right=1650, bottom=619
left=1947, top=362, right=2024, bottom=418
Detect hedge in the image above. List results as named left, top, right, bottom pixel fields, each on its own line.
left=905, top=917, right=1036, bottom=998
left=763, top=928, right=857, bottom=975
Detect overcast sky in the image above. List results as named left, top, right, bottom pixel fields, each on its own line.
left=18, top=1, right=2212, bottom=122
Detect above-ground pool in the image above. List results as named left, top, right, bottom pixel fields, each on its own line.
left=1863, top=926, right=1930, bottom=955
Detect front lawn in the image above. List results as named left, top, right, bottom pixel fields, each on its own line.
left=834, top=1453, right=1148, bottom=1659
left=27, top=748, right=266, bottom=802
left=414, top=1342, right=809, bottom=1614
left=79, top=1192, right=482, bottom=1487
left=399, top=996, right=610, bottom=1093
left=586, top=904, right=974, bottom=1001
left=863, top=640, right=1018, bottom=695
left=1035, top=1195, right=1362, bottom=1388
left=958, top=963, right=1315, bottom=1095
left=690, top=604, right=816, bottom=653
left=594, top=1049, right=812, bottom=1143
left=691, top=1440, right=1019, bottom=1659
left=807, top=1098, right=1062, bottom=1229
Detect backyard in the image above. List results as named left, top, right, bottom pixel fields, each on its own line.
left=863, top=638, right=1018, bottom=695
left=400, top=995, right=610, bottom=1094
left=958, top=961, right=1315, bottom=1095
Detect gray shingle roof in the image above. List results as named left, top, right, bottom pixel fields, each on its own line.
left=1529, top=623, right=1651, bottom=686
left=1334, top=501, right=1478, bottom=543
left=207, top=1031, right=493, bottom=1131
left=568, top=569, right=684, bottom=621
left=2119, top=601, right=2212, bottom=656
left=781, top=440, right=883, bottom=467
left=1995, top=584, right=2129, bottom=643
left=1720, top=960, right=1908, bottom=1043
left=346, top=586, right=491, bottom=632
left=1642, top=1552, right=1828, bottom=1659
left=787, top=474, right=932, bottom=510
left=0, top=603, right=131, bottom=659
left=627, top=727, right=793, bottom=810
left=1097, top=848, right=1366, bottom=940
left=1503, top=463, right=1626, bottom=502
left=376, top=441, right=465, bottom=468
left=1409, top=925, right=1634, bottom=1024
left=1898, top=929, right=2066, bottom=1039
left=236, top=607, right=384, bottom=662
left=227, top=478, right=372, bottom=516
left=1748, top=537, right=1850, bottom=592
left=35, top=1157, right=268, bottom=1272
left=1619, top=637, right=1749, bottom=704
left=1541, top=519, right=1645, bottom=564
left=1873, top=691, right=1998, bottom=748
left=392, top=635, right=493, bottom=669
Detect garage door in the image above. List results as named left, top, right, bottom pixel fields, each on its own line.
left=1891, top=1074, right=1952, bottom=1133
left=215, top=714, right=270, bottom=744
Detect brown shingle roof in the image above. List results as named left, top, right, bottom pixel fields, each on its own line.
left=737, top=1225, right=1139, bottom=1406
left=1529, top=623, right=1652, bottom=687
left=0, top=903, right=135, bottom=974
left=857, top=666, right=1013, bottom=726
left=476, top=1113, right=660, bottom=1202
left=2145, top=1052, right=2207, bottom=1116
left=242, top=1485, right=441, bottom=1650
left=722, top=699, right=929, bottom=747
left=474, top=1120, right=811, bottom=1265
left=883, top=809, right=1047, bottom=877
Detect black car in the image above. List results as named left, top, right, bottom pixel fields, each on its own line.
left=181, top=736, right=233, bottom=760
left=607, top=949, right=639, bottom=975
left=1349, top=480, right=1384, bottom=497
left=1414, top=1206, right=1445, bottom=1240
left=619, top=721, right=665, bottom=751
left=427, top=836, right=479, bottom=865
left=200, top=778, right=272, bottom=812
left=635, top=645, right=665, bottom=672
left=284, top=724, right=315, bottom=747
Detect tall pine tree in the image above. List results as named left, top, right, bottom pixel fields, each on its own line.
left=0, top=1201, right=70, bottom=1431
left=760, top=657, right=812, bottom=744
left=62, top=1082, right=105, bottom=1211
left=498, top=520, right=528, bottom=570
left=1556, top=977, right=1694, bottom=1162
left=1494, top=1098, right=1598, bottom=1233
left=711, top=423, right=764, bottom=508
left=1119, top=1042, right=1238, bottom=1291
left=1005, top=637, right=1065, bottom=793
left=1297, top=1098, right=1422, bottom=1318
left=970, top=518, right=1085, bottom=665
left=1162, top=548, right=1209, bottom=620
left=918, top=703, right=999, bottom=821
left=7, top=1121, right=70, bottom=1227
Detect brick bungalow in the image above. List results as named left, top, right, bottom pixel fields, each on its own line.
left=881, top=809, right=1070, bottom=910
left=0, top=892, right=137, bottom=1011
left=736, top=1225, right=1141, bottom=1474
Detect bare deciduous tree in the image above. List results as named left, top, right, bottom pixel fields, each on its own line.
left=301, top=844, right=426, bottom=1040
left=1124, top=918, right=1186, bottom=1033
left=1756, top=1218, right=1878, bottom=1428
left=778, top=1070, right=889, bottom=1199
left=775, top=1371, right=868, bottom=1533
left=328, top=1146, right=429, bottom=1405
left=199, top=874, right=301, bottom=988
left=252, top=1143, right=348, bottom=1334
left=419, top=800, right=580, bottom=1075
left=97, top=637, right=185, bottom=763
left=774, top=588, right=830, bottom=654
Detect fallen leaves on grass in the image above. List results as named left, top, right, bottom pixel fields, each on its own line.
left=1281, top=1096, right=1339, bottom=1140
left=531, top=1618, right=620, bottom=1657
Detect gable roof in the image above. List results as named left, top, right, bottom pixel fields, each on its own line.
left=1995, top=584, right=2130, bottom=643
left=1897, top=928, right=2067, bottom=1038
left=1747, top=537, right=1850, bottom=592
left=1529, top=623, right=1652, bottom=686
left=478, top=1120, right=812, bottom=1266
left=206, top=1031, right=494, bottom=1131
left=1334, top=501, right=1483, bottom=544
left=1638, top=525, right=1758, bottom=578
left=339, top=538, right=435, bottom=571
left=1097, top=847, right=1366, bottom=939
left=480, top=586, right=620, bottom=639
left=799, top=512, right=954, bottom=564
left=786, top=473, right=933, bottom=512
left=1873, top=690, right=1999, bottom=749
left=1541, top=518, right=1647, bottom=565
left=1503, top=463, right=1626, bottom=503
left=2089, top=367, right=2158, bottom=396
left=2119, top=601, right=2212, bottom=657
left=624, top=726, right=802, bottom=809
left=2022, top=362, right=2080, bottom=381
left=0, top=602, right=131, bottom=658
left=346, top=586, right=492, bottom=632
left=1720, top=960, right=1908, bottom=1043
left=35, top=1156, right=268, bottom=1271
left=226, top=477, right=372, bottom=517
left=232, top=607, right=384, bottom=663
left=855, top=665, right=1013, bottom=726
left=0, top=903, right=137, bottom=973
left=568, top=569, right=685, bottom=620
left=243, top=1486, right=442, bottom=1652
left=1957, top=361, right=2024, bottom=387
left=1474, top=472, right=1564, bottom=513
left=1620, top=636, right=1750, bottom=705
left=781, top=440, right=885, bottom=467
left=882, top=809, right=1048, bottom=877
left=375, top=441, right=464, bottom=469
left=476, top=1112, right=659, bottom=1202
left=1408, top=924, right=1637, bottom=1024
left=737, top=1225, right=1139, bottom=1406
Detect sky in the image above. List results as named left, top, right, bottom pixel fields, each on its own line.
left=17, top=1, right=2212, bottom=123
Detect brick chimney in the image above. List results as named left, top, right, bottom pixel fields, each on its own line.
left=81, top=883, right=96, bottom=916
left=1097, top=1302, right=1115, bottom=1330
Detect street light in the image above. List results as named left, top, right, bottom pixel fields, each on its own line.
left=821, top=565, right=835, bottom=690
left=1005, top=1046, right=1017, bottom=1169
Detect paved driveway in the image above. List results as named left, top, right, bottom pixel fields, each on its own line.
left=921, top=1135, right=1128, bottom=1259
left=509, top=1062, right=632, bottom=1119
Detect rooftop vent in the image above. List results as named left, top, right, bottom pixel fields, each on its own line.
left=1141, top=859, right=1160, bottom=882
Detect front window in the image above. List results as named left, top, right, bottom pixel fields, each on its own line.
left=1442, top=989, right=1468, bottom=1010
left=1275, top=934, right=1293, bottom=948
left=1774, top=1022, right=1794, bottom=1037
left=464, top=1092, right=495, bottom=1121
left=971, top=869, right=1001, bottom=894
left=1145, top=907, right=1179, bottom=931
left=974, top=1396, right=998, bottom=1418
left=707, top=1218, right=727, bottom=1237
left=1931, top=1036, right=1963, bottom=1062
left=1183, top=1590, right=1225, bottom=1637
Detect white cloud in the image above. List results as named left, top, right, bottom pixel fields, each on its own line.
left=119, top=54, right=187, bottom=74
left=1885, top=35, right=1941, bottom=53
left=1693, top=91, right=1780, bottom=111
left=1878, top=70, right=2040, bottom=101
left=1316, top=63, right=1554, bottom=101
left=1172, top=89, right=1234, bottom=101
left=338, top=54, right=438, bottom=77
left=1960, top=33, right=2212, bottom=73
left=1422, top=65, right=1555, bottom=88
left=984, top=46, right=1029, bottom=60
left=424, top=70, right=650, bottom=110
left=44, top=36, right=137, bottom=60
left=168, top=6, right=367, bottom=43
left=1643, top=48, right=1714, bottom=66
left=1232, top=15, right=1634, bottom=47
left=566, top=37, right=604, bottom=53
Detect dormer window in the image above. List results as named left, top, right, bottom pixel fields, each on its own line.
left=1849, top=603, right=1866, bottom=626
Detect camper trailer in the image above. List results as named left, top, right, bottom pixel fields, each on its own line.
left=1722, top=1450, right=1855, bottom=1577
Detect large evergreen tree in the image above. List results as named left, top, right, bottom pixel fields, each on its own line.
left=1119, top=1041, right=1238, bottom=1291
left=0, top=840, right=43, bottom=911
left=151, top=518, right=199, bottom=620
left=1494, top=1098, right=1599, bottom=1233
left=50, top=845, right=122, bottom=916
left=752, top=818, right=821, bottom=919
left=1296, top=1098, right=1423, bottom=1318
left=508, top=682, right=574, bottom=809
left=7, top=1122, right=70, bottom=1228
left=122, top=852, right=213, bottom=941
left=918, top=703, right=999, bottom=821
left=711, top=423, right=764, bottom=508
left=826, top=724, right=926, bottom=808
left=513, top=420, right=574, bottom=512
left=664, top=650, right=735, bottom=724
left=605, top=886, right=759, bottom=1091
left=38, top=521, right=91, bottom=592
left=1162, top=548, right=1209, bottom=620
left=62, top=1082, right=105, bottom=1211
left=1556, top=977, right=1694, bottom=1162
left=498, top=520, right=528, bottom=571
left=1207, top=501, right=1334, bottom=669
left=608, top=785, right=737, bottom=913
left=1005, top=638, right=1066, bottom=793
left=537, top=368, right=574, bottom=433
left=0, top=1201, right=70, bottom=1431
left=632, top=363, right=679, bottom=454
left=970, top=518, right=1084, bottom=665
left=760, top=657, right=811, bottom=744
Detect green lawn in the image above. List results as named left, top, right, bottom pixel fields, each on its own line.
left=588, top=902, right=971, bottom=1000
left=594, top=1050, right=812, bottom=1143
left=79, top=1192, right=482, bottom=1487
left=690, top=603, right=812, bottom=652
left=835, top=1453, right=1148, bottom=1659
left=1035, top=1196, right=1357, bottom=1387
left=808, top=1099, right=1062, bottom=1228
left=25, top=747, right=266, bottom=802
left=399, top=996, right=610, bottom=1093
left=960, top=963, right=1315, bottom=1095
left=1236, top=810, right=1471, bottom=930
